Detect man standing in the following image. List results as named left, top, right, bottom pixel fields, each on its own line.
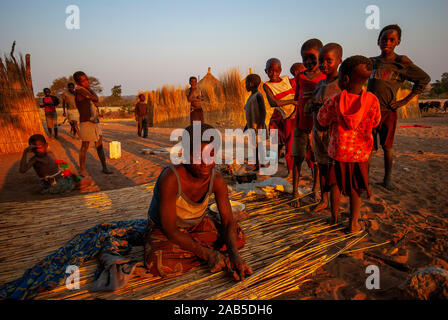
left=62, top=82, right=79, bottom=138
left=73, top=71, right=112, bottom=176
left=135, top=94, right=148, bottom=138
left=40, top=88, right=60, bottom=138
left=186, top=76, right=204, bottom=124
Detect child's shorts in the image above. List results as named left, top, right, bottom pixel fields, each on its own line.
left=291, top=128, right=312, bottom=160
left=45, top=112, right=58, bottom=129
left=312, top=128, right=330, bottom=164
left=374, top=110, right=397, bottom=150
left=326, top=159, right=370, bottom=197
left=67, top=109, right=79, bottom=121
left=79, top=121, right=102, bottom=143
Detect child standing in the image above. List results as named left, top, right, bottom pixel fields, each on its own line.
left=187, top=76, right=204, bottom=124
left=135, top=94, right=149, bottom=138
left=244, top=73, right=267, bottom=171
left=263, top=58, right=298, bottom=175
left=367, top=24, right=430, bottom=190
left=310, top=43, right=343, bottom=212
left=317, top=56, right=381, bottom=233
left=291, top=39, right=326, bottom=207
left=73, top=71, right=112, bottom=176
left=62, top=82, right=79, bottom=138
left=40, top=88, right=60, bottom=139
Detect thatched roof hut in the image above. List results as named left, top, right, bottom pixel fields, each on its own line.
left=198, top=67, right=221, bottom=88
left=198, top=67, right=224, bottom=109
left=0, top=44, right=45, bottom=154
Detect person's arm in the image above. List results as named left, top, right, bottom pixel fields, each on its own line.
left=317, top=96, right=336, bottom=128
left=245, top=103, right=254, bottom=130
left=189, top=87, right=201, bottom=109
left=294, top=75, right=301, bottom=101
left=19, top=146, right=37, bottom=173
left=134, top=103, right=139, bottom=121
left=372, top=98, right=381, bottom=128
left=263, top=84, right=297, bottom=108
left=186, top=88, right=192, bottom=102
left=76, top=86, right=99, bottom=103
left=390, top=56, right=431, bottom=110
left=213, top=172, right=252, bottom=281
left=312, top=106, right=328, bottom=131
left=158, top=170, right=225, bottom=271
left=256, top=93, right=267, bottom=130
left=62, top=94, right=67, bottom=116
left=53, top=96, right=60, bottom=107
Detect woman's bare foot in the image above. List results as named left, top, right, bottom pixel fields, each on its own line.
left=313, top=200, right=328, bottom=212
left=310, top=191, right=320, bottom=203
left=348, top=221, right=364, bottom=233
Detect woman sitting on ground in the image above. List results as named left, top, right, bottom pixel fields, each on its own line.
left=143, top=123, right=252, bottom=281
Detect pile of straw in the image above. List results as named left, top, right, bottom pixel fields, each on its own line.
left=0, top=43, right=45, bottom=154
left=396, top=89, right=421, bottom=119
left=0, top=183, right=387, bottom=300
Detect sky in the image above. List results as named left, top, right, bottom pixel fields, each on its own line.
left=0, top=0, right=447, bottom=95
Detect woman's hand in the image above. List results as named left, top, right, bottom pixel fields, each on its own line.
left=229, top=252, right=253, bottom=281
left=207, top=250, right=229, bottom=273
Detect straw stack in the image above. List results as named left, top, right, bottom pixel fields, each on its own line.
left=0, top=43, right=45, bottom=155
left=396, top=88, right=421, bottom=119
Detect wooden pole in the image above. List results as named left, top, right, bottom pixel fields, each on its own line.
left=25, top=54, right=33, bottom=92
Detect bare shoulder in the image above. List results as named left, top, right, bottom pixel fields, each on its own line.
left=399, top=55, right=413, bottom=64
left=263, top=83, right=271, bottom=92
left=158, top=166, right=179, bottom=189
left=212, top=169, right=228, bottom=193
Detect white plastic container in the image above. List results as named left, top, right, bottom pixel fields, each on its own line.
left=109, top=141, right=121, bottom=159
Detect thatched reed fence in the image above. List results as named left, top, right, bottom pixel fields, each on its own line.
left=139, top=68, right=274, bottom=128
left=0, top=45, right=44, bottom=155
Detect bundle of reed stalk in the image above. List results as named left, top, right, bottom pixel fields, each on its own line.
left=396, top=89, right=421, bottom=119
left=0, top=43, right=45, bottom=154
left=1, top=184, right=388, bottom=300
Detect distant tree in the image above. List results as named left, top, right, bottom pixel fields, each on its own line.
left=111, top=85, right=122, bottom=98
left=36, top=91, right=45, bottom=98
left=429, top=72, right=448, bottom=98
left=50, top=77, right=70, bottom=96
left=102, top=85, right=125, bottom=106
left=48, top=75, right=103, bottom=97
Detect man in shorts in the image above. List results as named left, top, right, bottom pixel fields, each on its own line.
left=73, top=71, right=112, bottom=176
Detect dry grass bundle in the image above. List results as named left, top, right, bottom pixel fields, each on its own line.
left=0, top=44, right=45, bottom=154
left=219, top=68, right=248, bottom=112
left=396, top=89, right=421, bottom=119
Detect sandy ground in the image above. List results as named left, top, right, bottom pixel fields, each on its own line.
left=1, top=114, right=447, bottom=299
